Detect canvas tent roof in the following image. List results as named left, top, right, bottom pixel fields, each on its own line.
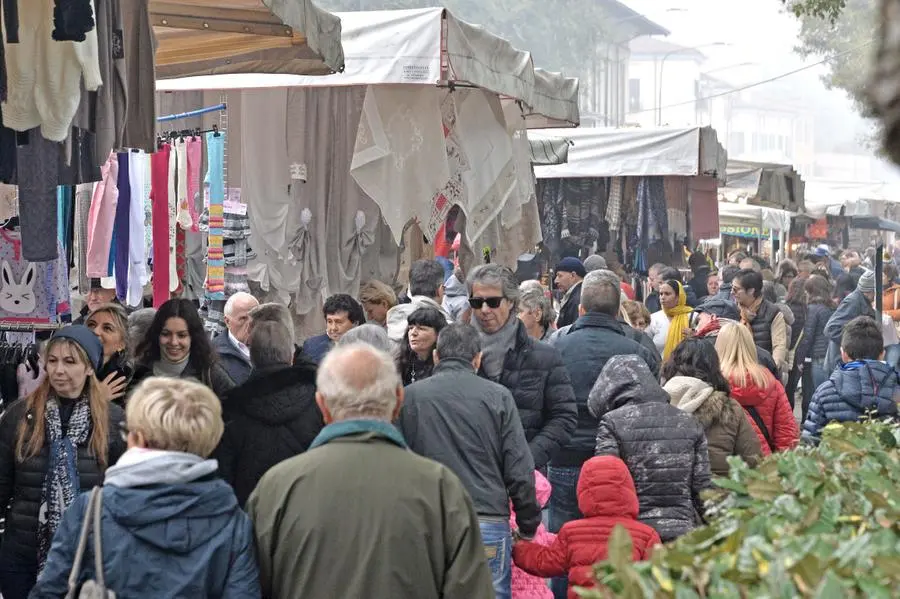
left=719, top=160, right=805, bottom=213
left=150, top=0, right=344, bottom=78
left=529, top=133, right=571, bottom=165
left=531, top=126, right=726, bottom=181
left=156, top=7, right=580, bottom=126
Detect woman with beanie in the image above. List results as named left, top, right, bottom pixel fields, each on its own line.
left=0, top=326, right=125, bottom=598
left=646, top=279, right=694, bottom=358
left=132, top=299, right=234, bottom=397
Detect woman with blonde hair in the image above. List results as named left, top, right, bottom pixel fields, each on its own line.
left=32, top=377, right=260, bottom=597
left=358, top=280, right=398, bottom=328
left=86, top=303, right=135, bottom=406
left=0, top=327, right=125, bottom=599
left=715, top=322, right=798, bottom=455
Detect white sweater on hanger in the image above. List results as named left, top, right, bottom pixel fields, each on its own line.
left=1, top=0, right=102, bottom=141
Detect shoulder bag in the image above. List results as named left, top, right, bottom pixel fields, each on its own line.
left=744, top=406, right=776, bottom=453
left=65, top=487, right=116, bottom=599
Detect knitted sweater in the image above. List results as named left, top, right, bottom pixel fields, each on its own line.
left=1, top=0, right=102, bottom=141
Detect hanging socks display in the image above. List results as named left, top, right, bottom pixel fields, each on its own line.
left=150, top=145, right=171, bottom=307
left=204, top=132, right=225, bottom=299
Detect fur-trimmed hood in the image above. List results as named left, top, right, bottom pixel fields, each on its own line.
left=664, top=376, right=740, bottom=431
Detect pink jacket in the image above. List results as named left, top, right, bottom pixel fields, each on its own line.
left=511, top=471, right=555, bottom=599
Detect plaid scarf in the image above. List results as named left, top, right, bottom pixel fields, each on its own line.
left=37, top=395, right=92, bottom=572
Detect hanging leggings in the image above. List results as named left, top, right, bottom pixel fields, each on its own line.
left=150, top=145, right=171, bottom=307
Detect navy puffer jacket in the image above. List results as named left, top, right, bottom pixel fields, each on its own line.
left=801, top=360, right=900, bottom=443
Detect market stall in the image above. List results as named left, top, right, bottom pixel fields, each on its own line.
left=531, top=126, right=727, bottom=273
left=156, top=7, right=579, bottom=332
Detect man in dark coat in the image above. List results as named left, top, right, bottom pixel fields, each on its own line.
left=398, top=324, right=540, bottom=598
left=214, top=320, right=323, bottom=507
left=468, top=264, right=577, bottom=470
left=589, top=355, right=712, bottom=542
left=554, top=257, right=585, bottom=329
left=213, top=292, right=259, bottom=386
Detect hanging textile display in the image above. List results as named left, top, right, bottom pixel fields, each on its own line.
left=126, top=152, right=148, bottom=307
left=349, top=85, right=448, bottom=244
left=113, top=153, right=131, bottom=301
left=150, top=145, right=171, bottom=307
left=205, top=131, right=226, bottom=300
left=0, top=230, right=70, bottom=323
left=86, top=152, right=118, bottom=276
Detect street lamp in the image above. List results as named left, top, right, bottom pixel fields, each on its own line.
left=656, top=41, right=728, bottom=126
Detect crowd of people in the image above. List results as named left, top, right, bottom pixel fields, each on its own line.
left=0, top=242, right=894, bottom=598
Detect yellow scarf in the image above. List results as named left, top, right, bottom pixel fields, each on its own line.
left=663, top=282, right=693, bottom=359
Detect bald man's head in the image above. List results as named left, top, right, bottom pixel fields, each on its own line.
left=315, top=343, right=402, bottom=423
left=224, top=292, right=260, bottom=344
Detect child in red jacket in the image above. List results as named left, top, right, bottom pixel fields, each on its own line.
left=512, top=456, right=660, bottom=599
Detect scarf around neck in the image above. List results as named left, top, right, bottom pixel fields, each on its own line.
left=663, top=281, right=693, bottom=359
left=38, top=394, right=93, bottom=572
left=153, top=354, right=190, bottom=378
left=740, top=296, right=764, bottom=327
left=474, top=313, right=519, bottom=381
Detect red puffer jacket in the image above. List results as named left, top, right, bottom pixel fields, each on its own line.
left=512, top=456, right=660, bottom=599
left=728, top=369, right=799, bottom=455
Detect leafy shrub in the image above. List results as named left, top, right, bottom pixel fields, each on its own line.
left=580, top=421, right=900, bottom=598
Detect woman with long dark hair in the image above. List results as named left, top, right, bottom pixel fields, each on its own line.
left=0, top=328, right=125, bottom=598
left=398, top=306, right=448, bottom=386
left=662, top=338, right=761, bottom=476
left=795, top=275, right=836, bottom=422
left=133, top=299, right=234, bottom=396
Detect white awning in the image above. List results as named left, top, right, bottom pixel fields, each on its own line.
left=532, top=126, right=726, bottom=181
left=155, top=7, right=579, bottom=125
left=151, top=0, right=344, bottom=78
left=719, top=160, right=805, bottom=213
left=528, top=133, right=571, bottom=165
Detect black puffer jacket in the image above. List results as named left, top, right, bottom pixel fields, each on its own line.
left=552, top=312, right=660, bottom=467
left=482, top=320, right=576, bottom=469
left=588, top=355, right=712, bottom=542
left=96, top=351, right=135, bottom=409
left=213, top=359, right=324, bottom=507
left=0, top=398, right=125, bottom=563
left=795, top=302, right=835, bottom=365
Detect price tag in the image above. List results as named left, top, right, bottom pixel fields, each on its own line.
left=290, top=163, right=308, bottom=181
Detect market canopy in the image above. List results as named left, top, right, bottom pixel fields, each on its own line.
left=150, top=0, right=345, bottom=78
left=155, top=7, right=580, bottom=126
left=850, top=215, right=900, bottom=233
left=532, top=126, right=726, bottom=181
left=719, top=160, right=805, bottom=213
left=529, top=133, right=571, bottom=165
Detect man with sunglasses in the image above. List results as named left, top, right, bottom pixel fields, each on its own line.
left=467, top=264, right=576, bottom=472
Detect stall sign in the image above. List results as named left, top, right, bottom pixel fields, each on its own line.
left=720, top=225, right=771, bottom=239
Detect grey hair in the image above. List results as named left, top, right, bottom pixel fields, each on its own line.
left=409, top=259, right=446, bottom=298
left=127, top=308, right=157, bottom=357
left=580, top=270, right=621, bottom=316
left=436, top=323, right=482, bottom=363
left=224, top=292, right=258, bottom=317
left=467, top=264, right=520, bottom=306
left=317, top=343, right=401, bottom=422
left=339, top=324, right=394, bottom=355
left=249, top=321, right=294, bottom=368
left=518, top=286, right=555, bottom=331
left=249, top=302, right=295, bottom=344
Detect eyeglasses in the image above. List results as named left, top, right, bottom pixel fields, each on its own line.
left=469, top=296, right=504, bottom=310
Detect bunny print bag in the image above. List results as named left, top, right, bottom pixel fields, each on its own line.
left=0, top=230, right=70, bottom=322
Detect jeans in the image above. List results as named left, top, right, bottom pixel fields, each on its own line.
left=548, top=466, right=583, bottom=599
left=801, top=358, right=829, bottom=424
left=479, top=519, right=512, bottom=599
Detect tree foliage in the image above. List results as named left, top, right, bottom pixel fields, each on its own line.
left=579, top=421, right=900, bottom=598
left=784, top=0, right=877, bottom=115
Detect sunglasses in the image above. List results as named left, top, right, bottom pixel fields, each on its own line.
left=469, top=296, right=504, bottom=310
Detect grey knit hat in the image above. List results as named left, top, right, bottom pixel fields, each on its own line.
left=857, top=269, right=876, bottom=293
left=583, top=254, right=608, bottom=273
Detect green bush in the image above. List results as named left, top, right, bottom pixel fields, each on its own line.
left=580, top=421, right=900, bottom=598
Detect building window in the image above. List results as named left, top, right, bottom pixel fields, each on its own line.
left=628, top=78, right=641, bottom=113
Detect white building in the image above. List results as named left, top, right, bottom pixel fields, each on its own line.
left=580, top=1, right=669, bottom=127
left=625, top=37, right=706, bottom=128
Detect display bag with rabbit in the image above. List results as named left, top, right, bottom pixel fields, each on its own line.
left=0, top=228, right=70, bottom=323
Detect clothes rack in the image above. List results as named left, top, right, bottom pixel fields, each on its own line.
left=157, top=103, right=227, bottom=123
left=0, top=322, right=66, bottom=332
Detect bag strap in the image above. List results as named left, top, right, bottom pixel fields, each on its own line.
left=745, top=406, right=776, bottom=453
left=92, top=487, right=106, bottom=590
left=66, top=487, right=100, bottom=599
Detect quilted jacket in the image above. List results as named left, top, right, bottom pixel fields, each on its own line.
left=802, top=359, right=900, bottom=443
left=587, top=356, right=712, bottom=542
left=512, top=456, right=660, bottom=599
left=729, top=370, right=799, bottom=455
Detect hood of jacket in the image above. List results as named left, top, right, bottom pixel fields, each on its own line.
left=665, top=376, right=737, bottom=429
left=443, top=274, right=467, bottom=298
left=104, top=450, right=238, bottom=554
left=577, top=456, right=639, bottom=519
left=588, top=355, right=669, bottom=418
left=223, top=362, right=318, bottom=424
left=728, top=371, right=773, bottom=408
left=830, top=360, right=900, bottom=414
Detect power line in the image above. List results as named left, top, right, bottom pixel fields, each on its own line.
left=634, top=39, right=876, bottom=115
